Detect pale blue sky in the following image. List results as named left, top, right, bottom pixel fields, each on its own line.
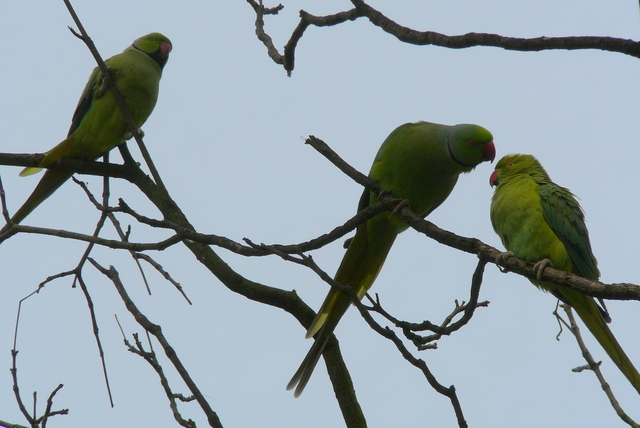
left=1, top=1, right=640, bottom=427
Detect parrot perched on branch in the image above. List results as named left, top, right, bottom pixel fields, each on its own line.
left=287, top=121, right=496, bottom=397
left=489, top=153, right=640, bottom=395
left=3, top=32, right=171, bottom=230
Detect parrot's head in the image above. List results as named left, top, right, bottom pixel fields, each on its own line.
left=447, top=124, right=495, bottom=170
left=133, top=33, right=172, bottom=69
left=490, top=154, right=549, bottom=187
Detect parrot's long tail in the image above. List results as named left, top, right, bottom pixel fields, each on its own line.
left=1, top=169, right=74, bottom=232
left=286, top=316, right=341, bottom=398
left=287, top=214, right=398, bottom=397
left=569, top=291, right=640, bottom=395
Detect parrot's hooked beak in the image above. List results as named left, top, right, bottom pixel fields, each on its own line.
left=489, top=169, right=499, bottom=187
left=482, top=141, right=496, bottom=163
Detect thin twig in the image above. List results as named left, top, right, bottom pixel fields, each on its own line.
left=90, top=260, right=224, bottom=428
left=396, top=258, right=490, bottom=347
left=10, top=350, right=34, bottom=426
left=75, top=272, right=114, bottom=407
left=128, top=333, right=197, bottom=428
left=73, top=171, right=153, bottom=295
left=305, top=136, right=378, bottom=192
left=134, top=253, right=192, bottom=305
left=40, top=384, right=66, bottom=428
left=0, top=173, right=10, bottom=223
left=0, top=419, right=29, bottom=428
left=9, top=350, right=69, bottom=428
left=556, top=305, right=640, bottom=427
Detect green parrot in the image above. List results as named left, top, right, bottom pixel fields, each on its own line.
left=3, top=32, right=171, bottom=229
left=287, top=121, right=496, bottom=397
left=490, top=153, right=640, bottom=394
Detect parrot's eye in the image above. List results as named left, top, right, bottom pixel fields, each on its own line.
left=506, top=162, right=515, bottom=168
left=468, top=140, right=476, bottom=146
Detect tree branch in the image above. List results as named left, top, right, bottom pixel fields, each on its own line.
left=90, top=260, right=223, bottom=428
left=247, top=0, right=640, bottom=74
left=302, top=136, right=640, bottom=302
left=557, top=305, right=640, bottom=427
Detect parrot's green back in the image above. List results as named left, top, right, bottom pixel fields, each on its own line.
left=490, top=154, right=640, bottom=395
left=287, top=121, right=496, bottom=397
left=5, top=33, right=171, bottom=228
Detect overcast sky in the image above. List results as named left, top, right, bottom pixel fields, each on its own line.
left=1, top=1, right=640, bottom=427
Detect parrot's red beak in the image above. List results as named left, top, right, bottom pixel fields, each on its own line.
left=489, top=169, right=499, bottom=187
left=482, top=141, right=496, bottom=163
left=160, top=42, right=172, bottom=57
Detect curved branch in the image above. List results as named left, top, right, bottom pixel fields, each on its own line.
left=350, top=0, right=640, bottom=56
left=301, top=136, right=640, bottom=302
left=247, top=0, right=640, bottom=74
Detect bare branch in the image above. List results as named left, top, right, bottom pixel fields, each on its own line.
left=73, top=170, right=153, bottom=295
left=245, top=0, right=286, bottom=67
left=284, top=9, right=361, bottom=74
left=40, top=384, right=66, bottom=428
left=135, top=253, right=192, bottom=305
left=247, top=0, right=640, bottom=74
left=305, top=136, right=378, bottom=192
left=124, top=331, right=197, bottom=428
left=9, top=350, right=69, bottom=428
left=90, top=260, right=224, bottom=428
left=0, top=173, right=10, bottom=223
left=557, top=305, right=640, bottom=427
left=75, top=271, right=114, bottom=407
left=365, top=258, right=491, bottom=349
left=0, top=419, right=29, bottom=428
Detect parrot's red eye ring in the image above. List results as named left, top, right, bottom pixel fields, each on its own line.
left=506, top=162, right=514, bottom=167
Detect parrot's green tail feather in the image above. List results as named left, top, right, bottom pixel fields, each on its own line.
left=289, top=217, right=398, bottom=396
left=570, top=292, right=640, bottom=395
left=287, top=307, right=344, bottom=397
left=8, top=169, right=74, bottom=227
left=19, top=167, right=43, bottom=177
left=19, top=138, right=75, bottom=178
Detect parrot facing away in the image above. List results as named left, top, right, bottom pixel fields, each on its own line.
left=2, top=32, right=171, bottom=230
left=287, top=121, right=496, bottom=397
left=489, top=153, right=640, bottom=395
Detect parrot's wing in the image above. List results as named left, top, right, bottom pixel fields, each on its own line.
left=538, top=182, right=599, bottom=280
left=68, top=67, right=102, bottom=137
left=19, top=67, right=102, bottom=178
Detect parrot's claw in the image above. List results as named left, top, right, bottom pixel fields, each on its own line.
left=125, top=128, right=145, bottom=140
left=495, top=251, right=515, bottom=273
left=377, top=189, right=411, bottom=217
left=533, top=258, right=554, bottom=281
left=390, top=198, right=410, bottom=216
left=97, top=66, right=115, bottom=98
left=377, top=188, right=392, bottom=198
